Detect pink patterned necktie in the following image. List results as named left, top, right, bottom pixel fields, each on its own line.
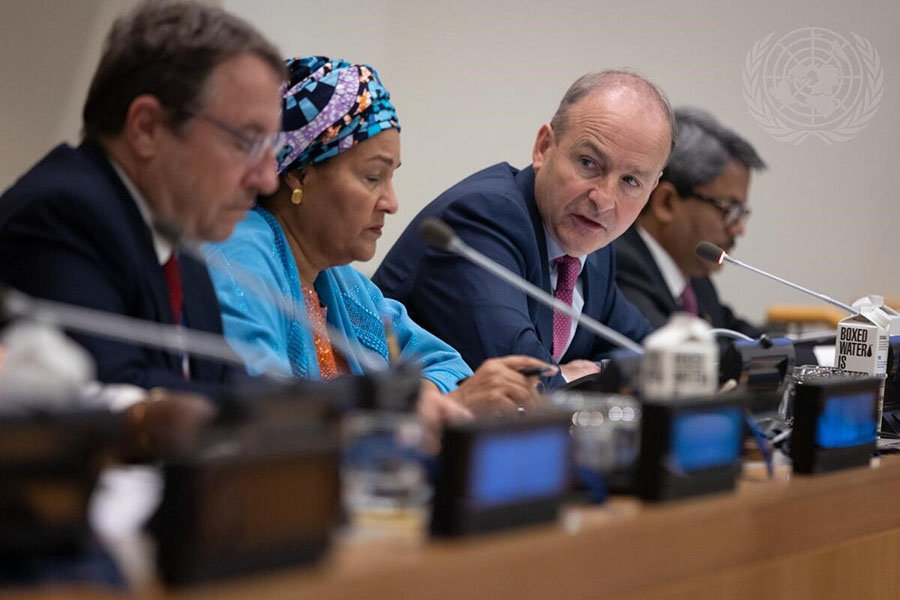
left=552, top=255, right=580, bottom=361
left=680, top=283, right=698, bottom=315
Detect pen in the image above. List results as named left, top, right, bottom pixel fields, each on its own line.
left=518, top=367, right=557, bottom=377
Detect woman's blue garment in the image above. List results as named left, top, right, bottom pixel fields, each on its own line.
left=204, top=207, right=472, bottom=392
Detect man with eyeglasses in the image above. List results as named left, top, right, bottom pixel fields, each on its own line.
left=0, top=1, right=284, bottom=392
left=613, top=107, right=766, bottom=336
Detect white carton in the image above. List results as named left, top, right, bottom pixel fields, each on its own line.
left=639, top=314, right=718, bottom=401
left=835, top=305, right=889, bottom=375
left=852, top=295, right=900, bottom=336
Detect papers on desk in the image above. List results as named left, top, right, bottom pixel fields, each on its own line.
left=813, top=345, right=836, bottom=367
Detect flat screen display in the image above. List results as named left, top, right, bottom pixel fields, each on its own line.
left=468, top=428, right=569, bottom=509
left=670, top=408, right=742, bottom=472
left=816, top=391, right=876, bottom=448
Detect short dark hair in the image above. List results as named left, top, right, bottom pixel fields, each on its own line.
left=82, top=0, right=283, bottom=141
left=660, top=107, right=766, bottom=197
left=549, top=69, right=677, bottom=152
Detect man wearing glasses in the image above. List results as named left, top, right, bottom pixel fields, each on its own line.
left=613, top=107, right=765, bottom=336
left=0, top=1, right=284, bottom=392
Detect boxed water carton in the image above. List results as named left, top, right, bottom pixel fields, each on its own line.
left=852, top=295, right=900, bottom=336
left=836, top=304, right=889, bottom=431
left=640, top=314, right=718, bottom=401
left=835, top=305, right=889, bottom=375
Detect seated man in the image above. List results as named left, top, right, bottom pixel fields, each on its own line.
left=0, top=1, right=284, bottom=393
left=0, top=2, right=284, bottom=585
left=613, top=108, right=765, bottom=337
left=374, top=71, right=674, bottom=387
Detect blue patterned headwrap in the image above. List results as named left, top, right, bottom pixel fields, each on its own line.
left=275, top=56, right=400, bottom=175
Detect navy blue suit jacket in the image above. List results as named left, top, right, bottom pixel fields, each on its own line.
left=614, top=225, right=761, bottom=337
left=373, top=163, right=652, bottom=388
left=0, top=142, right=242, bottom=393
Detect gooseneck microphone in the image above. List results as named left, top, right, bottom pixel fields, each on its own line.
left=420, top=218, right=645, bottom=354
left=157, top=220, right=386, bottom=373
left=695, top=241, right=855, bottom=314
left=0, top=285, right=265, bottom=371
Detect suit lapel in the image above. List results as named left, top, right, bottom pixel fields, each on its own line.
left=518, top=166, right=553, bottom=349
left=625, top=226, right=680, bottom=314
left=82, top=143, right=180, bottom=369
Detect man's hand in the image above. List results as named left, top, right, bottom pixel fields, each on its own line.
left=559, top=359, right=602, bottom=383
left=123, top=389, right=216, bottom=461
left=448, top=356, right=557, bottom=416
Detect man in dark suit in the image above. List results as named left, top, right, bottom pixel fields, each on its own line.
left=374, top=71, right=674, bottom=387
left=613, top=108, right=765, bottom=337
left=0, top=1, right=284, bottom=394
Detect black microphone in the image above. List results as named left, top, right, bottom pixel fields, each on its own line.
left=695, top=241, right=855, bottom=313
left=419, top=218, right=644, bottom=354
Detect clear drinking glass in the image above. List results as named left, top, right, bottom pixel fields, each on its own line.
left=340, top=411, right=430, bottom=522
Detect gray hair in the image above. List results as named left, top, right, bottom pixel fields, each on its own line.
left=82, top=0, right=283, bottom=141
left=549, top=69, right=677, bottom=151
left=660, top=107, right=766, bottom=197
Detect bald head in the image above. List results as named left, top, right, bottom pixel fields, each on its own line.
left=549, top=70, right=676, bottom=154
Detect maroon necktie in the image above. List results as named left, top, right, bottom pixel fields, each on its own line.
left=162, top=254, right=184, bottom=325
left=680, top=284, right=698, bottom=316
left=552, top=255, right=580, bottom=361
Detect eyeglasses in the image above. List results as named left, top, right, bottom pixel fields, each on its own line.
left=193, top=113, right=282, bottom=166
left=687, top=192, right=752, bottom=227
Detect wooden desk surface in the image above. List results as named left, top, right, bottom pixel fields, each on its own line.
left=7, top=458, right=900, bottom=600
left=154, top=456, right=900, bottom=600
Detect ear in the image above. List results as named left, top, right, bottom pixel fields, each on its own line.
left=283, top=170, right=303, bottom=190
left=122, top=95, right=168, bottom=159
left=647, top=181, right=680, bottom=225
left=531, top=123, right=554, bottom=172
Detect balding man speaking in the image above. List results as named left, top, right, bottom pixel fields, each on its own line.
left=374, top=71, right=674, bottom=388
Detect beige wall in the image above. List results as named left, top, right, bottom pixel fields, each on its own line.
left=0, top=0, right=140, bottom=187
left=3, top=0, right=898, bottom=323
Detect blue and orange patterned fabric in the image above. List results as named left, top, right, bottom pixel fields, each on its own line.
left=276, top=56, right=400, bottom=175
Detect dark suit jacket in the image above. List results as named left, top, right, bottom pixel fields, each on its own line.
left=373, top=163, right=652, bottom=388
left=0, top=142, right=241, bottom=393
left=613, top=225, right=761, bottom=337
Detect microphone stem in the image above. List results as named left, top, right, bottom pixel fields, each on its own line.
left=186, top=241, right=386, bottom=373
left=450, top=239, right=645, bottom=355
left=3, top=289, right=270, bottom=371
left=725, top=256, right=855, bottom=313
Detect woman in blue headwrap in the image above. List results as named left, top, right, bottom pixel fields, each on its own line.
left=206, top=57, right=552, bottom=419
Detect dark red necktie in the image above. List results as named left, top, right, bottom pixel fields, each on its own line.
left=162, top=254, right=183, bottom=325
left=680, top=284, right=698, bottom=316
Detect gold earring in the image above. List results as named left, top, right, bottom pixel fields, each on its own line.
left=291, top=187, right=303, bottom=205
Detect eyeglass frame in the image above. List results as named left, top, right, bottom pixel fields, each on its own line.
left=686, top=191, right=752, bottom=227
left=191, top=112, right=283, bottom=166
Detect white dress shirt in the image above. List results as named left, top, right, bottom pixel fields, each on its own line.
left=110, top=160, right=173, bottom=266
left=636, top=224, right=688, bottom=302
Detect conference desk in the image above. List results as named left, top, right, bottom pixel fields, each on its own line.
left=10, top=456, right=900, bottom=600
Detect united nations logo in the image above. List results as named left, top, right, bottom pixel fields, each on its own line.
left=742, top=27, right=883, bottom=144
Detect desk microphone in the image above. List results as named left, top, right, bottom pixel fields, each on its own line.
left=695, top=241, right=855, bottom=314
left=157, top=220, right=387, bottom=373
left=0, top=284, right=263, bottom=371
left=420, top=218, right=644, bottom=354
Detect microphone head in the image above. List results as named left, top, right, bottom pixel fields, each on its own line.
left=696, top=241, right=726, bottom=265
left=420, top=218, right=456, bottom=251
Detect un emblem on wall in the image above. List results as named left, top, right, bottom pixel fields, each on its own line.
left=742, top=27, right=883, bottom=144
